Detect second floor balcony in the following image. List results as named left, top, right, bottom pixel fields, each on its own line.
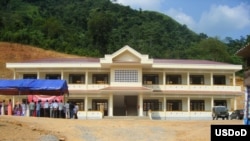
left=18, top=71, right=243, bottom=92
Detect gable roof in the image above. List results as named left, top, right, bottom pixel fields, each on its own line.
left=6, top=45, right=242, bottom=71
left=100, top=45, right=153, bottom=65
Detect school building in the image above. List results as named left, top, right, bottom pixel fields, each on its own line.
left=6, top=45, right=243, bottom=119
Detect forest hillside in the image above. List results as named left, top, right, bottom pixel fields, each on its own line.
left=0, top=0, right=249, bottom=64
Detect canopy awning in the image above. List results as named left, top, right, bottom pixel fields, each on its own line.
left=0, top=79, right=69, bottom=96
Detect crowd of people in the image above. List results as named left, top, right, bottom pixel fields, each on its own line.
left=0, top=99, right=79, bottom=119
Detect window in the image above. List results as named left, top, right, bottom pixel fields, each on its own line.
left=166, top=75, right=182, bottom=84
left=69, top=74, right=85, bottom=84
left=143, top=74, right=159, bottom=84
left=166, top=100, right=182, bottom=111
left=213, top=75, right=225, bottom=85
left=190, top=75, right=204, bottom=84
left=92, top=99, right=108, bottom=116
left=92, top=74, right=109, bottom=84
left=190, top=100, right=204, bottom=111
left=214, top=100, right=227, bottom=107
left=45, top=74, right=61, bottom=80
left=23, top=74, right=37, bottom=79
left=143, top=100, right=162, bottom=111
left=114, top=70, right=138, bottom=82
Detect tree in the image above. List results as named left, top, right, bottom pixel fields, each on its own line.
left=186, top=38, right=231, bottom=62
left=87, top=11, right=115, bottom=55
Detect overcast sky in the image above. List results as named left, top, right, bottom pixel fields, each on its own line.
left=112, top=0, right=250, bottom=40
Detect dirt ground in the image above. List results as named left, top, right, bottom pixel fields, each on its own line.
left=0, top=115, right=243, bottom=141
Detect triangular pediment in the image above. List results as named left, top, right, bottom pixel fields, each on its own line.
left=100, top=45, right=153, bottom=65
left=112, top=50, right=140, bottom=63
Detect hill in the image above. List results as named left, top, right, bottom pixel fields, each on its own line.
left=0, top=0, right=202, bottom=58
left=0, top=0, right=248, bottom=65
left=0, top=42, right=80, bottom=79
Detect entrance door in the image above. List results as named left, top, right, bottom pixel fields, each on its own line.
left=125, top=96, right=138, bottom=116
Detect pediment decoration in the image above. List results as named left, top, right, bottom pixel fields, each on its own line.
left=112, top=50, right=140, bottom=63
left=100, top=45, right=153, bottom=65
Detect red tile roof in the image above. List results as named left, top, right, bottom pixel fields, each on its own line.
left=153, top=59, right=230, bottom=65
left=21, top=57, right=100, bottom=63
left=19, top=57, right=231, bottom=65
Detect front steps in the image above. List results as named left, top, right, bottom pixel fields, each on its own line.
left=103, top=116, right=150, bottom=120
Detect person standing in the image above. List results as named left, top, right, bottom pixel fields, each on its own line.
left=7, top=99, right=12, bottom=115
left=73, top=103, right=79, bottom=119
left=64, top=101, right=70, bottom=119
left=29, top=100, right=35, bottom=117
left=21, top=101, right=26, bottom=116
left=69, top=102, right=74, bottom=119
left=52, top=100, right=59, bottom=118
left=16, top=103, right=22, bottom=116
left=26, top=101, right=30, bottom=117
left=49, top=101, right=53, bottom=118
left=0, top=101, right=2, bottom=115
left=43, top=100, right=49, bottom=117
left=36, top=100, right=41, bottom=117
left=58, top=100, right=64, bottom=118
left=0, top=100, right=4, bottom=115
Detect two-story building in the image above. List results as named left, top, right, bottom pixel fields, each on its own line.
left=6, top=45, right=243, bottom=119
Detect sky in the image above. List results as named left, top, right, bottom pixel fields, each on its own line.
left=112, top=0, right=250, bottom=40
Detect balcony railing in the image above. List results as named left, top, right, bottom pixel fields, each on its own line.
left=68, top=83, right=242, bottom=92
left=144, top=84, right=241, bottom=92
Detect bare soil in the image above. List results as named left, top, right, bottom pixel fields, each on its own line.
left=0, top=115, right=244, bottom=141
left=0, top=42, right=81, bottom=101
left=0, top=42, right=81, bottom=79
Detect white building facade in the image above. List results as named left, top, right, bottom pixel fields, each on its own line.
left=6, top=45, right=243, bottom=119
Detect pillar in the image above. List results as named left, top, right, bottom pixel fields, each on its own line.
left=138, top=94, right=143, bottom=116
left=108, top=94, right=113, bottom=116
left=84, top=96, right=88, bottom=111
left=211, top=97, right=214, bottom=110
left=234, top=97, right=237, bottom=110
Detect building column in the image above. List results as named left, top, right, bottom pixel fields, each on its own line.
left=163, top=96, right=166, bottom=112
left=108, top=94, right=113, bottom=116
left=138, top=94, right=143, bottom=116
left=61, top=70, right=64, bottom=79
left=12, top=96, right=15, bottom=109
left=187, top=97, right=190, bottom=112
left=233, top=73, right=236, bottom=86
left=85, top=71, right=88, bottom=88
left=211, top=97, right=214, bottom=110
left=37, top=71, right=40, bottom=79
left=84, top=96, right=88, bottom=111
left=187, top=72, right=190, bottom=85
left=163, top=96, right=166, bottom=120
left=84, top=96, right=88, bottom=119
left=13, top=70, right=16, bottom=79
left=234, top=97, right=237, bottom=110
left=163, top=72, right=166, bottom=85
left=210, top=72, right=213, bottom=86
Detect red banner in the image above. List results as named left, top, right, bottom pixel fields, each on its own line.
left=27, top=95, right=64, bottom=104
